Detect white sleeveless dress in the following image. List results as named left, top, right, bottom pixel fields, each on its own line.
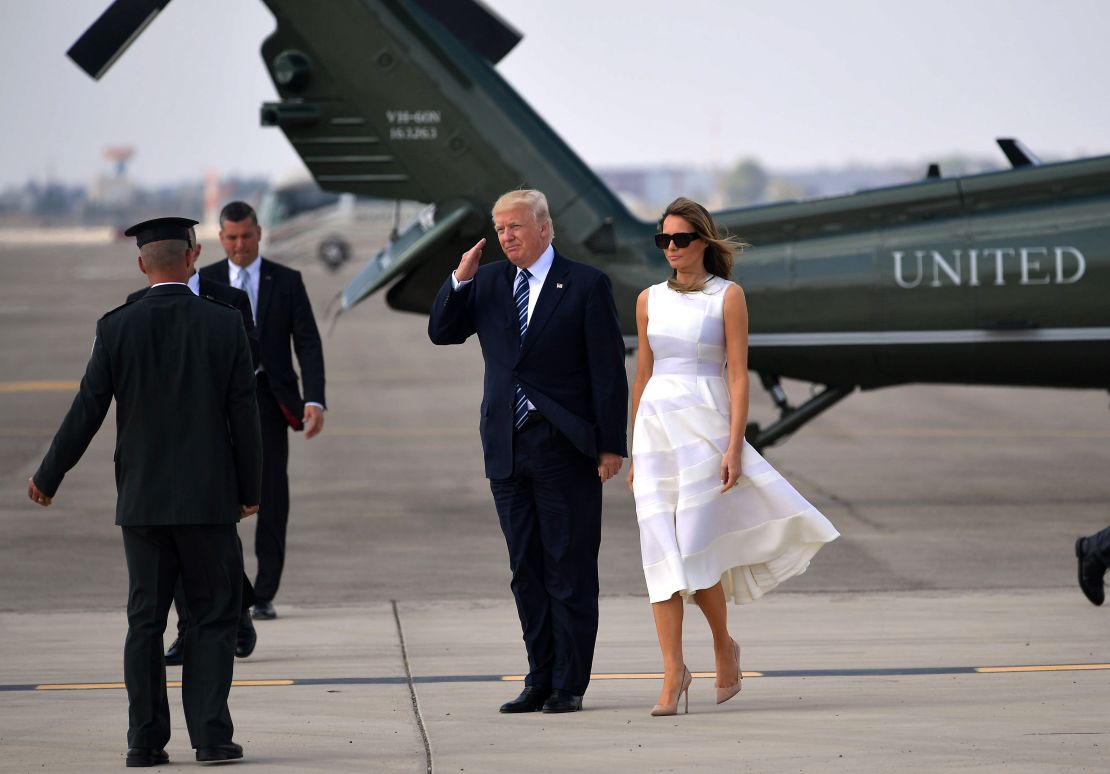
left=632, top=277, right=839, bottom=604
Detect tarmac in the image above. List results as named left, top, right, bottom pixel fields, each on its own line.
left=2, top=238, right=1109, bottom=772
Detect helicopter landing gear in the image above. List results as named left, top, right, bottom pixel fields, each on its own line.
left=318, top=237, right=350, bottom=271
left=745, top=374, right=854, bottom=452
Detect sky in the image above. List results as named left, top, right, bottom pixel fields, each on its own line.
left=1, top=0, right=1108, bottom=187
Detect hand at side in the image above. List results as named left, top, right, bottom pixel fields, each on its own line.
left=27, top=478, right=52, bottom=507
left=303, top=405, right=325, bottom=438
left=720, top=447, right=742, bottom=492
left=598, top=452, right=623, bottom=483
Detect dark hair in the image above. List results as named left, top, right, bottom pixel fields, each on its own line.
left=219, top=201, right=258, bottom=227
left=659, top=197, right=748, bottom=292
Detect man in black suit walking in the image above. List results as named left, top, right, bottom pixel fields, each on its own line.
left=126, top=225, right=259, bottom=664
left=428, top=189, right=627, bottom=713
left=199, top=201, right=327, bottom=620
left=28, top=217, right=262, bottom=766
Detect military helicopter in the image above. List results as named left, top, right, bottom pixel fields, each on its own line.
left=68, top=0, right=1110, bottom=450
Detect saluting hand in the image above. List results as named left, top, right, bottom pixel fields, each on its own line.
left=454, top=238, right=485, bottom=283
left=27, top=478, right=52, bottom=507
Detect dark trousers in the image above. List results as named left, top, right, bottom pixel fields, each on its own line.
left=121, top=525, right=242, bottom=749
left=489, top=416, right=602, bottom=696
left=254, top=379, right=291, bottom=603
left=173, top=535, right=254, bottom=635
left=1089, top=524, right=1110, bottom=563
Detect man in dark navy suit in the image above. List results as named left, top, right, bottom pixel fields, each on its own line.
left=199, top=201, right=326, bottom=621
left=28, top=216, right=261, bottom=766
left=126, top=226, right=259, bottom=664
left=429, top=189, right=627, bottom=713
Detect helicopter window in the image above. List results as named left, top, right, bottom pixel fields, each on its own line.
left=259, top=184, right=342, bottom=226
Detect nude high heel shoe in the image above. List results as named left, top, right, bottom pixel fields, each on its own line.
left=650, top=666, right=692, bottom=716
left=715, top=639, right=742, bottom=704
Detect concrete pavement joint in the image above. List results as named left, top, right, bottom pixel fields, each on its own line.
left=392, top=599, right=433, bottom=774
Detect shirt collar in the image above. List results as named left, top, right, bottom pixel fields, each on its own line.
left=150, top=281, right=189, bottom=288
left=187, top=272, right=200, bottom=296
left=517, top=244, right=554, bottom=284
left=228, top=255, right=261, bottom=282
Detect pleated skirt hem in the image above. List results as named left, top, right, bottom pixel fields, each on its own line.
left=642, top=508, right=840, bottom=605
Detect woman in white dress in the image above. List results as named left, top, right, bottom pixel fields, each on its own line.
left=627, top=197, right=839, bottom=716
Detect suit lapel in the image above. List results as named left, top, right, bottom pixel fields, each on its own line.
left=256, top=258, right=275, bottom=330
left=215, top=259, right=230, bottom=285
left=519, top=253, right=570, bottom=361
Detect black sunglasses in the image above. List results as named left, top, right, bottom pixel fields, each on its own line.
left=654, top=232, right=700, bottom=249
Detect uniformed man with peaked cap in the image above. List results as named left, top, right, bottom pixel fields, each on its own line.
left=28, top=216, right=263, bottom=767
left=125, top=224, right=260, bottom=665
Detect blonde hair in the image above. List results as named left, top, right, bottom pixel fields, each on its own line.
left=659, top=197, right=747, bottom=293
left=492, top=188, right=555, bottom=243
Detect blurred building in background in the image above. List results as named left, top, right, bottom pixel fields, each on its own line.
left=0, top=153, right=1007, bottom=238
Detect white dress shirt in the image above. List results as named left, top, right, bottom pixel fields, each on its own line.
left=226, top=257, right=324, bottom=412
left=227, top=256, right=261, bottom=322
left=451, top=243, right=555, bottom=320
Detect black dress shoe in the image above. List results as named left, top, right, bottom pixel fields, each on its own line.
left=164, top=635, right=184, bottom=666
left=1076, top=537, right=1106, bottom=606
left=195, top=742, right=243, bottom=763
left=499, top=686, right=551, bottom=713
left=126, top=747, right=168, bottom=767
left=236, top=610, right=257, bottom=658
left=251, top=600, right=277, bottom=620
left=542, top=689, right=583, bottom=713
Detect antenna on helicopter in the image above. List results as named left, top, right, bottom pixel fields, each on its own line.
left=997, top=138, right=1041, bottom=168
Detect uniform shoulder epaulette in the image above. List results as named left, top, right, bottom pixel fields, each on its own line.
left=99, top=299, right=135, bottom=320
left=201, top=294, right=237, bottom=311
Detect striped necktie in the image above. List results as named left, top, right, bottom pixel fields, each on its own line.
left=513, top=268, right=532, bottom=429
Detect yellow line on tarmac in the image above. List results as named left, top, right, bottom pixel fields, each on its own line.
left=37, top=679, right=294, bottom=691
left=0, top=380, right=80, bottom=393
left=325, top=426, right=474, bottom=438
left=976, top=664, right=1110, bottom=674
left=807, top=426, right=1110, bottom=440
left=500, top=671, right=764, bottom=681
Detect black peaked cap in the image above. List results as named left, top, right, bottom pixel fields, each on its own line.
left=124, top=216, right=199, bottom=247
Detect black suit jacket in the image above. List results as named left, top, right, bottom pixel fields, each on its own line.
left=428, top=251, right=628, bottom=479
left=127, top=277, right=260, bottom=367
left=199, top=258, right=326, bottom=430
left=34, top=284, right=263, bottom=526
